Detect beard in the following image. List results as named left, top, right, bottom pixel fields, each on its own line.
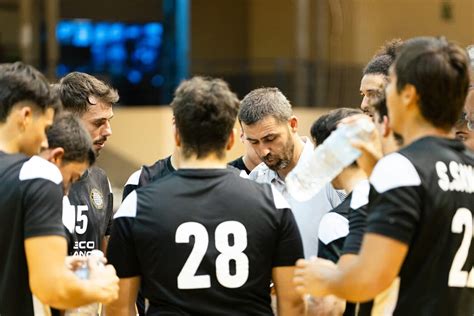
left=262, top=137, right=294, bottom=172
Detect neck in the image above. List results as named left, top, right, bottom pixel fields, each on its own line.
left=277, top=134, right=305, bottom=180
left=0, top=125, right=20, bottom=154
left=339, top=169, right=367, bottom=193
left=178, top=152, right=228, bottom=169
left=242, top=154, right=259, bottom=172
left=400, top=115, right=450, bottom=145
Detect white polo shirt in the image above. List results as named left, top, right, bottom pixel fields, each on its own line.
left=249, top=139, right=343, bottom=258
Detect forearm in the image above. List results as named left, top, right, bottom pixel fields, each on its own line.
left=277, top=296, right=304, bottom=316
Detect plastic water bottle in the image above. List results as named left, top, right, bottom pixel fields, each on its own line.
left=65, top=250, right=104, bottom=316
left=286, top=118, right=375, bottom=201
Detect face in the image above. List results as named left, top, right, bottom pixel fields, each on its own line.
left=454, top=121, right=474, bottom=151
left=59, top=160, right=89, bottom=194
left=241, top=134, right=261, bottom=166
left=360, top=73, right=386, bottom=115
left=385, top=66, right=404, bottom=134
left=20, top=107, right=55, bottom=156
left=80, top=100, right=113, bottom=155
left=242, top=116, right=294, bottom=171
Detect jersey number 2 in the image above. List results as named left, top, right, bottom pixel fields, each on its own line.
left=448, top=208, right=474, bottom=288
left=175, top=221, right=249, bottom=289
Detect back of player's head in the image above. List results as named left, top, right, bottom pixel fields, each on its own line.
left=0, top=62, right=59, bottom=122
left=311, top=108, right=362, bottom=145
left=171, top=76, right=239, bottom=159
left=47, top=111, right=96, bottom=165
left=238, top=87, right=292, bottom=125
left=363, top=39, right=403, bottom=76
left=394, top=37, right=470, bottom=130
left=58, top=72, right=119, bottom=115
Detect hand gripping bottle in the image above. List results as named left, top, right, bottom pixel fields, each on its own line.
left=286, top=118, right=374, bottom=201
left=65, top=250, right=105, bottom=316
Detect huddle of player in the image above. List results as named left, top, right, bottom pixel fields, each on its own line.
left=0, top=36, right=473, bottom=316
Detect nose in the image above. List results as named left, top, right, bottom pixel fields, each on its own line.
left=101, top=120, right=112, bottom=137
left=360, top=95, right=370, bottom=112
left=258, top=144, right=271, bottom=158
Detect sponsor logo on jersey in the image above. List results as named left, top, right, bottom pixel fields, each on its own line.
left=90, top=188, right=105, bottom=210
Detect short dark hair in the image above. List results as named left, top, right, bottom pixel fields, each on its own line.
left=172, top=76, right=239, bottom=159
left=47, top=112, right=96, bottom=166
left=0, top=62, right=59, bottom=122
left=394, top=37, right=470, bottom=130
left=371, top=97, right=388, bottom=123
left=363, top=39, right=403, bottom=76
left=59, top=72, right=119, bottom=115
left=311, top=108, right=362, bottom=145
left=238, top=87, right=292, bottom=125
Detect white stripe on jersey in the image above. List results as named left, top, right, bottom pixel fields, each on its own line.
left=350, top=179, right=370, bottom=209
left=370, top=153, right=421, bottom=193
left=124, top=168, right=142, bottom=186
left=318, top=212, right=349, bottom=245
left=271, top=184, right=291, bottom=210
left=114, top=190, right=138, bottom=219
left=19, top=155, right=62, bottom=184
left=371, top=277, right=400, bottom=315
left=32, top=294, right=51, bottom=315
left=62, top=196, right=75, bottom=234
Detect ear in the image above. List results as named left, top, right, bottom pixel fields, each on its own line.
left=17, top=105, right=33, bottom=131
left=288, top=116, right=298, bottom=132
left=239, top=129, right=245, bottom=143
left=174, top=125, right=181, bottom=148
left=226, top=128, right=236, bottom=151
left=48, top=147, right=65, bottom=165
left=401, top=84, right=419, bottom=108
left=382, top=115, right=391, bottom=137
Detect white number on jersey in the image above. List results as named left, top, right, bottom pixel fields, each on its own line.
left=448, top=208, right=474, bottom=288
left=175, top=221, right=249, bottom=289
left=75, top=205, right=89, bottom=235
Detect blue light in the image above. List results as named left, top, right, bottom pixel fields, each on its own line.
left=56, top=21, right=75, bottom=43
left=56, top=64, right=69, bottom=77
left=127, top=70, right=142, bottom=84
left=109, top=23, right=125, bottom=41
left=94, top=23, right=109, bottom=44
left=144, top=22, right=163, bottom=37
left=126, top=25, right=141, bottom=39
left=107, top=44, right=127, bottom=61
left=72, top=21, right=93, bottom=47
left=151, top=74, right=164, bottom=87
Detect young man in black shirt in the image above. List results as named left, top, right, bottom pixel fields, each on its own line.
left=0, top=62, right=118, bottom=315
left=295, top=37, right=474, bottom=315
left=58, top=72, right=118, bottom=256
left=107, top=76, right=304, bottom=315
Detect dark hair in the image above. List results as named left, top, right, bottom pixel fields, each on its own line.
left=371, top=97, right=387, bottom=123
left=59, top=72, right=119, bottom=115
left=172, top=76, right=239, bottom=159
left=311, top=108, right=362, bottom=145
left=0, top=62, right=59, bottom=122
left=394, top=37, right=470, bottom=130
left=238, top=87, right=292, bottom=125
left=47, top=112, right=96, bottom=165
left=363, top=39, right=403, bottom=76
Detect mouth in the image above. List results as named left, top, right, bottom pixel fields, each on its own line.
left=94, top=141, right=106, bottom=150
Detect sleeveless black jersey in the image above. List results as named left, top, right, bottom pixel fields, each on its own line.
left=122, top=155, right=175, bottom=200
left=0, top=153, right=65, bottom=316
left=364, top=137, right=474, bottom=315
left=108, top=168, right=303, bottom=315
left=66, top=166, right=113, bottom=255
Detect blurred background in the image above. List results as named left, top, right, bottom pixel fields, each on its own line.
left=1, top=0, right=473, bottom=191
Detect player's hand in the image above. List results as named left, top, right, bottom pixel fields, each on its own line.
left=64, top=255, right=87, bottom=270
left=293, top=257, right=338, bottom=297
left=340, top=114, right=383, bottom=177
left=89, top=263, right=120, bottom=304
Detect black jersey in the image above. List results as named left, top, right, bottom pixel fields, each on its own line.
left=108, top=168, right=303, bottom=315
left=318, top=193, right=351, bottom=263
left=228, top=156, right=251, bottom=175
left=67, top=166, right=113, bottom=256
left=0, top=154, right=65, bottom=316
left=364, top=137, right=474, bottom=315
left=123, top=155, right=175, bottom=200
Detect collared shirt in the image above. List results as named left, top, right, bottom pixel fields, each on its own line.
left=249, top=139, right=343, bottom=258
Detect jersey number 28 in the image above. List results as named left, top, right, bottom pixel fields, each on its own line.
left=175, top=221, right=249, bottom=289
